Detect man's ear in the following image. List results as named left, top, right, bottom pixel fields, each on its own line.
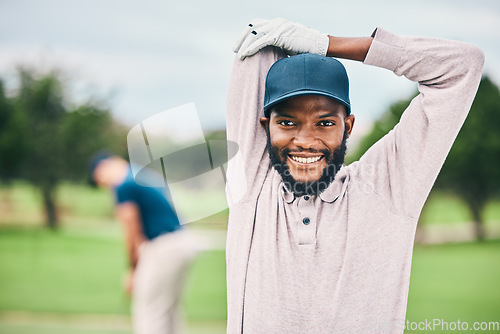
left=345, top=114, right=355, bottom=138
left=260, top=116, right=269, bottom=129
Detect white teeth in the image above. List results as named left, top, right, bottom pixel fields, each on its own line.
left=291, top=155, right=322, bottom=164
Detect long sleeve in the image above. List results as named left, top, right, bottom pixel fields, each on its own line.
left=225, top=47, right=287, bottom=206
left=224, top=47, right=287, bottom=332
left=357, top=28, right=484, bottom=218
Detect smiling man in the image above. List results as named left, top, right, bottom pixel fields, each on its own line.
left=225, top=18, right=484, bottom=333
left=261, top=53, right=354, bottom=197
left=264, top=95, right=351, bottom=196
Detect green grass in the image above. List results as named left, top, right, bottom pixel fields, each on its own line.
left=0, top=324, right=130, bottom=334
left=2, top=227, right=500, bottom=333
left=0, top=321, right=226, bottom=334
left=406, top=241, right=500, bottom=333
left=0, top=227, right=129, bottom=315
left=0, top=227, right=226, bottom=319
left=184, top=251, right=227, bottom=320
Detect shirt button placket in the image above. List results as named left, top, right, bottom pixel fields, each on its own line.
left=297, top=196, right=315, bottom=245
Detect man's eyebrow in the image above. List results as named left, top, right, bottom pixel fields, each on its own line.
left=318, top=112, right=340, bottom=119
left=274, top=111, right=295, bottom=118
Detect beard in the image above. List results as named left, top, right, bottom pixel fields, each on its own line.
left=267, top=128, right=348, bottom=197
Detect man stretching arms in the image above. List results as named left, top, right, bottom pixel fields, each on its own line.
left=225, top=18, right=484, bottom=333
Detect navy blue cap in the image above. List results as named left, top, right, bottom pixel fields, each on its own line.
left=263, top=53, right=350, bottom=117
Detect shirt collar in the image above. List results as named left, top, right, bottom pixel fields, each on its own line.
left=280, top=184, right=295, bottom=203
left=320, top=167, right=349, bottom=202
left=280, top=166, right=348, bottom=204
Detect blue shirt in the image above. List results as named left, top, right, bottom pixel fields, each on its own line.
left=114, top=168, right=181, bottom=240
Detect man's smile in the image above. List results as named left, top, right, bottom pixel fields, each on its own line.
left=288, top=154, right=324, bottom=165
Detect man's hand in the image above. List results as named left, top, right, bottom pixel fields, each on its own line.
left=122, top=269, right=134, bottom=296
left=233, top=18, right=329, bottom=60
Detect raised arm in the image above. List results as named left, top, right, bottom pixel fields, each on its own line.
left=357, top=28, right=484, bottom=217
left=225, top=46, right=286, bottom=205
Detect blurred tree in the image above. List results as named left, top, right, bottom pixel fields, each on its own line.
left=14, top=68, right=66, bottom=228
left=0, top=79, right=26, bottom=182
left=347, top=76, right=500, bottom=241
left=435, top=77, right=500, bottom=240
left=60, top=102, right=128, bottom=182
left=9, top=67, right=127, bottom=228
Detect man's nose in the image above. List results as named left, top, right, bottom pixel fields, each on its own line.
left=293, top=128, right=319, bottom=149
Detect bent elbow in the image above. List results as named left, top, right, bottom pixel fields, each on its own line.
left=449, top=44, right=485, bottom=88
left=464, top=44, right=485, bottom=74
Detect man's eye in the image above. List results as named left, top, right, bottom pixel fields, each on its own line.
left=277, top=120, right=295, bottom=126
left=318, top=120, right=335, bottom=126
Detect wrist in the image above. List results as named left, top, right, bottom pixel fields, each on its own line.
left=316, top=34, right=330, bottom=56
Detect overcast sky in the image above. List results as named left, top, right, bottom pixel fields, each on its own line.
left=1, top=0, right=499, bottom=138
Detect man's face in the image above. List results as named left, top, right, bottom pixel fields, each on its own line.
left=93, top=159, right=112, bottom=188
left=261, top=95, right=355, bottom=196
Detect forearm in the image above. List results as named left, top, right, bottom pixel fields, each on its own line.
left=365, top=28, right=483, bottom=89
left=116, top=202, right=146, bottom=270
left=326, top=36, right=373, bottom=61
left=125, top=231, right=142, bottom=269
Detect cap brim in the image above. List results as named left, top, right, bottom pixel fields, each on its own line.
left=263, top=90, right=350, bottom=116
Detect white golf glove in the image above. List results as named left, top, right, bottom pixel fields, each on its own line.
left=233, top=18, right=329, bottom=60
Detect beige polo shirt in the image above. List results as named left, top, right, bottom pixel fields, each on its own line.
left=225, top=28, right=484, bottom=333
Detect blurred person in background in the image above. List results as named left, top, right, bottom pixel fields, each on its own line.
left=89, top=153, right=198, bottom=334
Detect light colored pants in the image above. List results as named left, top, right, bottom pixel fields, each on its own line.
left=132, top=229, right=199, bottom=334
